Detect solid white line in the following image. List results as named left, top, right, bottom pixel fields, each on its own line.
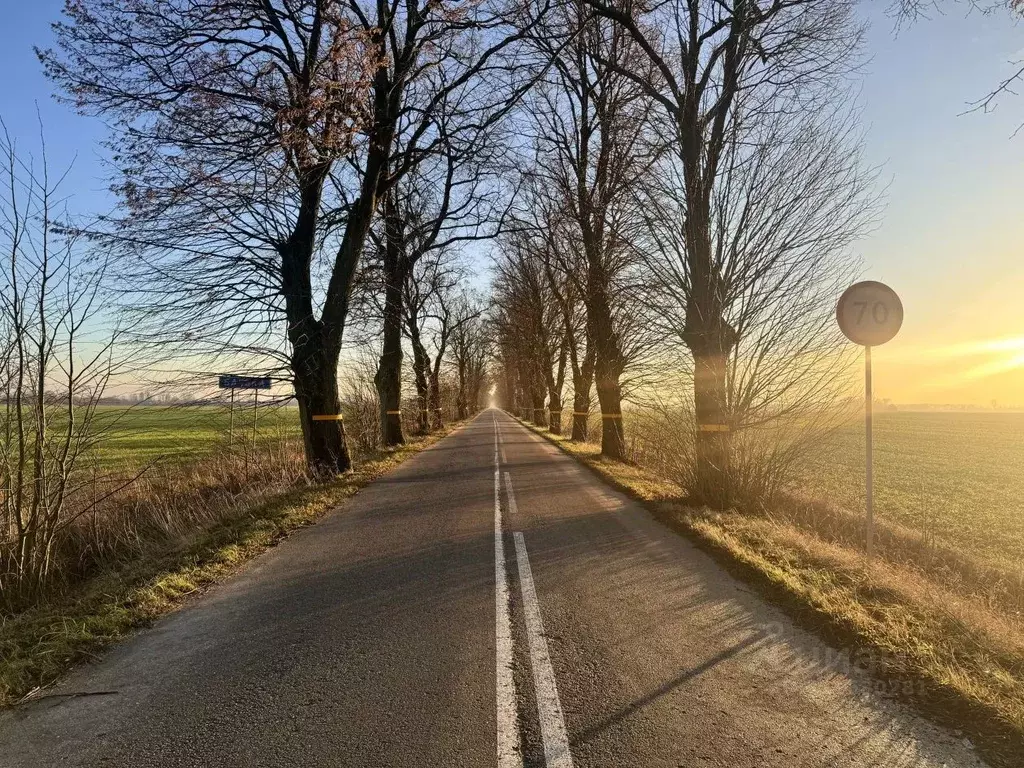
left=497, top=418, right=508, bottom=464
left=494, top=418, right=521, bottom=768
left=507, top=481, right=574, bottom=768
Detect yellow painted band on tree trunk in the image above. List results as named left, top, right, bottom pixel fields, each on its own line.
left=573, top=412, right=589, bottom=416
left=312, top=414, right=344, bottom=421
left=385, top=410, right=402, bottom=415
left=549, top=410, right=562, bottom=414
left=698, top=424, right=730, bottom=432
left=601, top=414, right=623, bottom=420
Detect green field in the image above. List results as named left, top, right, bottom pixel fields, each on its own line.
left=85, top=405, right=302, bottom=469
left=797, top=411, right=1024, bottom=565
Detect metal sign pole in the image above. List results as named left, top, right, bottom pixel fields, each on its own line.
left=865, top=345, right=874, bottom=560
left=218, top=376, right=271, bottom=471
left=252, top=388, right=259, bottom=454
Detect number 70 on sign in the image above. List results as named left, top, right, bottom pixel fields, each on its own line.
left=837, top=281, right=903, bottom=347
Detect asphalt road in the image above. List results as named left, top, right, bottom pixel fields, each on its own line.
left=0, top=410, right=989, bottom=767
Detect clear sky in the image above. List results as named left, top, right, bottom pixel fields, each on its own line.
left=0, top=2, right=111, bottom=214
left=2, top=1, right=1022, bottom=406
left=855, top=4, right=1024, bottom=407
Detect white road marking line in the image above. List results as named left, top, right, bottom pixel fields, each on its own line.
left=494, top=418, right=521, bottom=768
left=512, top=532, right=574, bottom=768
left=505, top=478, right=573, bottom=768
left=496, top=419, right=507, bottom=465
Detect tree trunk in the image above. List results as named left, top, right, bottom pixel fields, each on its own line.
left=429, top=370, right=443, bottom=430
left=532, top=385, right=547, bottom=428
left=412, top=363, right=429, bottom=434
left=456, top=363, right=468, bottom=420
left=406, top=321, right=431, bottom=435
left=690, top=346, right=732, bottom=509
left=293, top=342, right=351, bottom=477
left=683, top=192, right=737, bottom=509
left=571, top=345, right=595, bottom=442
left=469, top=371, right=483, bottom=416
left=516, top=360, right=533, bottom=420
left=586, top=265, right=625, bottom=460
left=594, top=367, right=624, bottom=460
left=503, top=365, right=517, bottom=414
left=281, top=169, right=352, bottom=476
left=374, top=239, right=407, bottom=447
left=550, top=327, right=570, bottom=435
left=548, top=388, right=563, bottom=435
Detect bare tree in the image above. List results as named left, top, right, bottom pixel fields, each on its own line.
left=402, top=266, right=434, bottom=436
left=367, top=121, right=510, bottom=446
left=520, top=0, right=659, bottom=456
left=539, top=222, right=594, bottom=441
left=583, top=0, right=876, bottom=507
left=448, top=293, right=489, bottom=420
left=402, top=250, right=459, bottom=434
left=491, top=319, right=524, bottom=418
left=492, top=231, right=570, bottom=431
left=41, top=0, right=541, bottom=476
left=425, top=281, right=455, bottom=431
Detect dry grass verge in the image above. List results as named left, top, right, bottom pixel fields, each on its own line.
left=517, top=417, right=1024, bottom=768
left=0, top=426, right=456, bottom=708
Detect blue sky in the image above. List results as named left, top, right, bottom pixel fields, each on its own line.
left=2, top=1, right=1022, bottom=403
left=0, top=1, right=111, bottom=212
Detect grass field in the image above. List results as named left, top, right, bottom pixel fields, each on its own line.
left=796, top=411, right=1024, bottom=565
left=85, top=404, right=303, bottom=469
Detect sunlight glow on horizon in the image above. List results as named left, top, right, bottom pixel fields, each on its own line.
left=874, top=335, right=1024, bottom=405
left=927, top=346, right=1024, bottom=388
left=910, top=337, right=1024, bottom=360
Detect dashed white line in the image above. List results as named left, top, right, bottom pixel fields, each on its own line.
left=506, top=472, right=574, bottom=768
left=494, top=417, right=521, bottom=768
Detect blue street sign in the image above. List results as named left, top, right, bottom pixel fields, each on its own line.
left=218, top=375, right=272, bottom=390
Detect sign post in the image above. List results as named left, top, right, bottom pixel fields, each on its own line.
left=836, top=281, right=903, bottom=560
left=864, top=344, right=873, bottom=558
left=252, top=388, right=259, bottom=454
left=218, top=375, right=272, bottom=457
left=228, top=387, right=236, bottom=447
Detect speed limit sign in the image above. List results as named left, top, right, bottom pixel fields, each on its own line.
left=837, top=281, right=903, bottom=346
left=836, top=280, right=903, bottom=563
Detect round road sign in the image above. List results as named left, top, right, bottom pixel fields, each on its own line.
left=836, top=281, right=903, bottom=346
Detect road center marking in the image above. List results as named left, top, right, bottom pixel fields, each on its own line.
left=494, top=417, right=521, bottom=768
left=495, top=417, right=509, bottom=464
left=506, top=473, right=574, bottom=768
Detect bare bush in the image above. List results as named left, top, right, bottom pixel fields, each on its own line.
left=0, top=127, right=128, bottom=608
left=62, top=441, right=307, bottom=575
